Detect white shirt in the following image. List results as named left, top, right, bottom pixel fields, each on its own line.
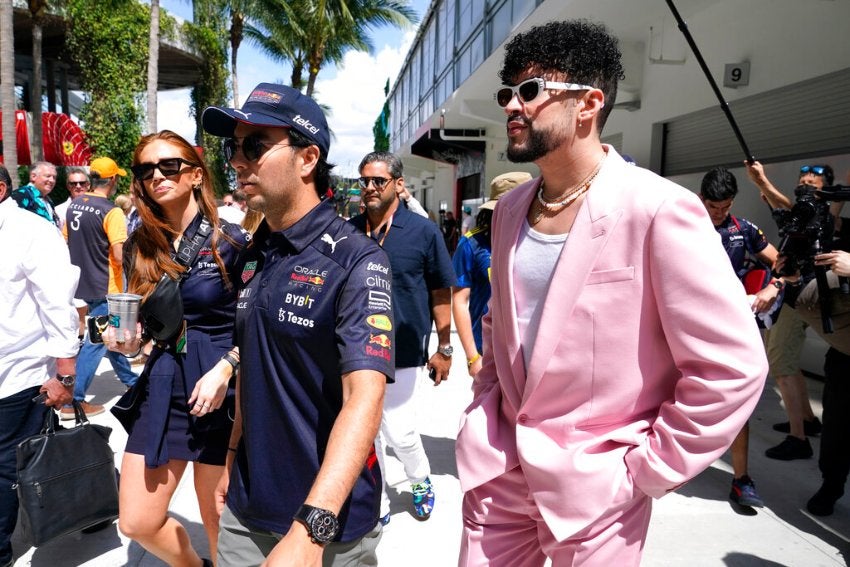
left=0, top=198, right=80, bottom=398
left=55, top=197, right=73, bottom=229
left=513, top=219, right=568, bottom=370
left=218, top=204, right=246, bottom=224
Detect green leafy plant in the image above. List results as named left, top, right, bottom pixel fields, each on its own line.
left=65, top=0, right=150, bottom=193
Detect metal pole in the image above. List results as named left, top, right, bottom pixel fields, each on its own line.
left=665, top=0, right=755, bottom=163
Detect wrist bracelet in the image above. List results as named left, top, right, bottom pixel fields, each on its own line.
left=222, top=352, right=240, bottom=370
left=467, top=353, right=481, bottom=368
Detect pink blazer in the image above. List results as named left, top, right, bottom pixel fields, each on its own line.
left=455, top=148, right=768, bottom=541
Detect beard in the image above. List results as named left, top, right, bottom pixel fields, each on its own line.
left=506, top=115, right=569, bottom=163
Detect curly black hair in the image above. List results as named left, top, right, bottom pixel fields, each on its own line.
left=500, top=20, right=625, bottom=130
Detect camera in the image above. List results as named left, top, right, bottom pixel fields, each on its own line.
left=772, top=184, right=835, bottom=277
left=772, top=184, right=850, bottom=333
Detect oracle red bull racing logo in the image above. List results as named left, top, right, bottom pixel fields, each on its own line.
left=289, top=265, right=328, bottom=290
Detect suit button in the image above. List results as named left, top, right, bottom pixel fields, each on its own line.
left=518, top=414, right=528, bottom=424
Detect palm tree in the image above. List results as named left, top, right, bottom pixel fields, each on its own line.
left=146, top=0, right=160, bottom=133
left=246, top=0, right=417, bottom=97
left=225, top=0, right=292, bottom=106
left=243, top=7, right=305, bottom=90
left=28, top=0, right=49, bottom=162
left=302, top=0, right=418, bottom=97
left=0, top=0, right=18, bottom=183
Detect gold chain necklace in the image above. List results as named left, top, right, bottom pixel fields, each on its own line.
left=531, top=153, right=606, bottom=225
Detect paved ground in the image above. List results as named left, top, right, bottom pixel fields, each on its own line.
left=10, top=330, right=850, bottom=566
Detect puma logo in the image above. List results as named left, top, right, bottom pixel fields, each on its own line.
left=321, top=234, right=348, bottom=253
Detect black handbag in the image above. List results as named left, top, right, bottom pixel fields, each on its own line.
left=15, top=401, right=119, bottom=546
left=140, top=273, right=185, bottom=341
left=139, top=217, right=212, bottom=342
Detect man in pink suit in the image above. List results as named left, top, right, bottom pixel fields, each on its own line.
left=455, top=20, right=769, bottom=566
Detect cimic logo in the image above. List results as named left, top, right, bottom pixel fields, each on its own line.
left=366, top=274, right=391, bottom=291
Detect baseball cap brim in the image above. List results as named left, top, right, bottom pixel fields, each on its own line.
left=201, top=106, right=293, bottom=138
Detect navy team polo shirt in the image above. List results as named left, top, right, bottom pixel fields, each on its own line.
left=228, top=200, right=395, bottom=541
left=716, top=215, right=769, bottom=275
left=350, top=201, right=456, bottom=367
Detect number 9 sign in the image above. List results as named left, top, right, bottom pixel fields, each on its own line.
left=724, top=62, right=750, bottom=88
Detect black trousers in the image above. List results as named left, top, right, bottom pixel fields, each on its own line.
left=819, top=348, right=850, bottom=485
left=0, top=386, right=49, bottom=564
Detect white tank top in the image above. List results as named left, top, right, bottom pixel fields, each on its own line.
left=513, top=219, right=568, bottom=370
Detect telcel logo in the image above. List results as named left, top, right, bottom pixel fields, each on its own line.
left=293, top=114, right=320, bottom=134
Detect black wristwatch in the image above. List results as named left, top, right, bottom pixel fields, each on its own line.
left=56, top=374, right=76, bottom=387
left=772, top=279, right=785, bottom=290
left=293, top=504, right=339, bottom=545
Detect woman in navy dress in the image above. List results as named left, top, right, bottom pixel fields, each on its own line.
left=106, top=130, right=248, bottom=566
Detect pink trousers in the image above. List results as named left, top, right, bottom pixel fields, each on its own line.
left=459, top=466, right=652, bottom=567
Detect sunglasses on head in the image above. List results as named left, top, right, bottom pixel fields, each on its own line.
left=357, top=176, right=395, bottom=190
left=495, top=77, right=595, bottom=108
left=130, top=158, right=197, bottom=181
left=223, top=134, right=292, bottom=162
left=800, top=165, right=826, bottom=176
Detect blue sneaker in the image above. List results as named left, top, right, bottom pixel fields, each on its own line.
left=412, top=477, right=435, bottom=519
left=379, top=512, right=391, bottom=526
left=730, top=476, right=764, bottom=508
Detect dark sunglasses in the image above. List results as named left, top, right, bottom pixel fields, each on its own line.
left=800, top=165, right=826, bottom=176
left=223, top=134, right=292, bottom=162
left=495, top=77, right=595, bottom=108
left=130, top=158, right=197, bottom=181
left=67, top=180, right=89, bottom=187
left=357, top=176, right=395, bottom=190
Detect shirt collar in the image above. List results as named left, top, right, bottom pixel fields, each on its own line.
left=256, top=200, right=338, bottom=254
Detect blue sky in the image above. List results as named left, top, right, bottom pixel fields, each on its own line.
left=158, top=0, right=430, bottom=178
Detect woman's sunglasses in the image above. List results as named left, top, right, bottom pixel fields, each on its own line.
left=130, top=158, right=197, bottom=181
left=800, top=165, right=826, bottom=176
left=495, top=77, right=595, bottom=108
left=223, top=134, right=291, bottom=162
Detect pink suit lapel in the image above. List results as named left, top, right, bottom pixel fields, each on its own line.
left=522, top=167, right=622, bottom=401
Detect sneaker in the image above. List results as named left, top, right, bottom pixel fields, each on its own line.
left=765, top=435, right=813, bottom=461
left=411, top=477, right=435, bottom=519
left=807, top=483, right=844, bottom=516
left=379, top=513, right=391, bottom=526
left=60, top=401, right=105, bottom=421
left=730, top=476, right=764, bottom=507
left=773, top=418, right=822, bottom=437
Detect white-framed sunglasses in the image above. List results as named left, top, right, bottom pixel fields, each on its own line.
left=495, top=77, right=595, bottom=107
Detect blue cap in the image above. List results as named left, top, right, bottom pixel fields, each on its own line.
left=202, top=83, right=330, bottom=157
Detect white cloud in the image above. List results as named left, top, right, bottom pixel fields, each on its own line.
left=315, top=32, right=416, bottom=177
left=156, top=31, right=416, bottom=179
left=157, top=88, right=197, bottom=142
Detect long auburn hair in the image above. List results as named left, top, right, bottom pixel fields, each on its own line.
left=127, top=130, right=231, bottom=299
